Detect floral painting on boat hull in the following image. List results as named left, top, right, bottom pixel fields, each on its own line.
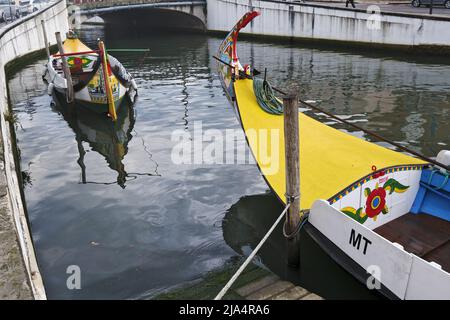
left=341, top=176, right=409, bottom=224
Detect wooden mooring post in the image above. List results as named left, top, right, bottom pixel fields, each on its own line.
left=55, top=32, right=74, bottom=103
left=283, top=93, right=301, bottom=267
left=41, top=20, right=50, bottom=59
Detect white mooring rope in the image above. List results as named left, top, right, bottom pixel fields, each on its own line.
left=214, top=203, right=292, bottom=300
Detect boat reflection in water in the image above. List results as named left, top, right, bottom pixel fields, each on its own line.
left=50, top=93, right=136, bottom=188
left=222, top=192, right=380, bottom=300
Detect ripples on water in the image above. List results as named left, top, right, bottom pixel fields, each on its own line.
left=7, top=25, right=450, bottom=299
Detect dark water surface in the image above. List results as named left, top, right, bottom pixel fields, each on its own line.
left=7, top=24, right=450, bottom=299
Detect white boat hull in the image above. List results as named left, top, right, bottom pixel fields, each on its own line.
left=308, top=199, right=450, bottom=299
left=44, top=59, right=133, bottom=111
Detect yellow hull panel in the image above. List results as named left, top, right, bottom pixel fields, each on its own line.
left=233, top=78, right=427, bottom=210
left=62, top=38, right=94, bottom=54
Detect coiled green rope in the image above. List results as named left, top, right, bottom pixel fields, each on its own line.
left=253, top=77, right=284, bottom=115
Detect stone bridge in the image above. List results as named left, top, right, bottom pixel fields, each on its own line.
left=69, top=0, right=450, bottom=49
left=70, top=0, right=207, bottom=29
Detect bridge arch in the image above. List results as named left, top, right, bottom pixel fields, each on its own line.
left=76, top=1, right=207, bottom=30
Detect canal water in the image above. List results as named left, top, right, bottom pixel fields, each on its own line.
left=7, top=25, right=450, bottom=299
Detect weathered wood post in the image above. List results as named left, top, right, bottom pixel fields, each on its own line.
left=41, top=20, right=50, bottom=59
left=98, top=40, right=117, bottom=121
left=283, top=93, right=301, bottom=267
left=55, top=32, right=74, bottom=103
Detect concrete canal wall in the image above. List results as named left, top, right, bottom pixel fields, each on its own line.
left=0, top=0, right=69, bottom=299
left=207, top=0, right=450, bottom=50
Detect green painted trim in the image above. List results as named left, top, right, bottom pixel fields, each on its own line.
left=77, top=96, right=125, bottom=114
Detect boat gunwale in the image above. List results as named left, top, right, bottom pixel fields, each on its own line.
left=217, top=11, right=429, bottom=211
left=228, top=75, right=430, bottom=209
left=302, top=222, right=400, bottom=300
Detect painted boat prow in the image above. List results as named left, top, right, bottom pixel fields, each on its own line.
left=217, top=11, right=449, bottom=300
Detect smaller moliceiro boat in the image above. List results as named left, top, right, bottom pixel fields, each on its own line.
left=44, top=31, right=137, bottom=120
left=217, top=12, right=450, bottom=299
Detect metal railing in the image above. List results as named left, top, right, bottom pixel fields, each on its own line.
left=70, top=0, right=196, bottom=5
left=0, top=0, right=55, bottom=28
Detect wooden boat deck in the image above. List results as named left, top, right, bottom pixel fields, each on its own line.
left=235, top=275, right=322, bottom=300
left=374, top=213, right=450, bottom=272
left=154, top=262, right=322, bottom=300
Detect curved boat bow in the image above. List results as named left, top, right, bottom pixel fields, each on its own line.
left=216, top=12, right=449, bottom=300
left=216, top=11, right=427, bottom=211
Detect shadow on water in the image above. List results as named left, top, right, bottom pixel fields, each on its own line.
left=98, top=8, right=206, bottom=32
left=223, top=192, right=380, bottom=300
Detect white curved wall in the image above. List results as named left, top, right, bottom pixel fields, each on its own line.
left=207, top=0, right=450, bottom=48
left=0, top=0, right=69, bottom=299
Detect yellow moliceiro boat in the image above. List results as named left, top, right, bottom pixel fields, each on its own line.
left=217, top=12, right=450, bottom=299
left=44, top=32, right=137, bottom=118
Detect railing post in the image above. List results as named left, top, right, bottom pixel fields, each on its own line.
left=41, top=20, right=50, bottom=59
left=55, top=32, right=74, bottom=103
left=283, top=93, right=301, bottom=267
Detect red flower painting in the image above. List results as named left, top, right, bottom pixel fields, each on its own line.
left=341, top=178, right=409, bottom=224
left=365, top=187, right=386, bottom=218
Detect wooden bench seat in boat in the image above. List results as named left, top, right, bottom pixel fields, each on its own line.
left=374, top=213, right=450, bottom=272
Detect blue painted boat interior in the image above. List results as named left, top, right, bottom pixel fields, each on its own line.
left=411, top=168, right=450, bottom=221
